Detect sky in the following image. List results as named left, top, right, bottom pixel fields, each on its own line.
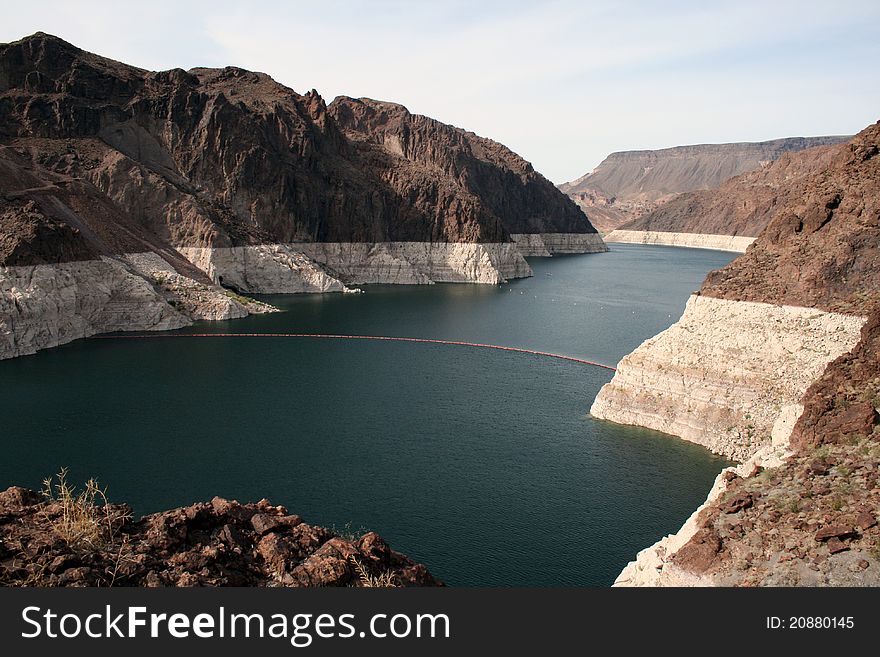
left=2, top=0, right=878, bottom=183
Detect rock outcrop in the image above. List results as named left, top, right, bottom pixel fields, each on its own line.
left=0, top=32, right=605, bottom=359
left=560, top=136, right=848, bottom=232
left=0, top=486, right=440, bottom=587
left=591, top=295, right=865, bottom=461
left=598, top=121, right=880, bottom=586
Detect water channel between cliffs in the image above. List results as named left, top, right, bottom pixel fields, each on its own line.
left=0, top=244, right=736, bottom=585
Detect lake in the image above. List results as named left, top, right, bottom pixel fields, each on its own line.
left=0, top=243, right=736, bottom=585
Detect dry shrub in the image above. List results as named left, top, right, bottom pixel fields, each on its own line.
left=40, top=467, right=129, bottom=550
left=350, top=557, right=399, bottom=588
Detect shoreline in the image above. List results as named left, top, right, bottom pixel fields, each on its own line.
left=1, top=236, right=608, bottom=361
left=604, top=230, right=756, bottom=253
left=593, top=295, right=868, bottom=585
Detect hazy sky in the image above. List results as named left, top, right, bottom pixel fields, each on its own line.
left=2, top=0, right=878, bottom=183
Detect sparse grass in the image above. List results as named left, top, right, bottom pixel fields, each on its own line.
left=350, top=557, right=398, bottom=588
left=40, top=468, right=129, bottom=551
left=223, top=289, right=259, bottom=306
left=768, top=493, right=800, bottom=514
left=331, top=522, right=367, bottom=543
left=834, top=479, right=853, bottom=496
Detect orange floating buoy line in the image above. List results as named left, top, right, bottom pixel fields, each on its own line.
left=91, top=333, right=617, bottom=371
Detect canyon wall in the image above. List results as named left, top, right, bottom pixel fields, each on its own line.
left=590, top=295, right=865, bottom=461
left=0, top=32, right=606, bottom=359
left=614, top=142, right=841, bottom=238
left=0, top=252, right=278, bottom=360
left=603, top=230, right=755, bottom=253
left=601, top=121, right=880, bottom=586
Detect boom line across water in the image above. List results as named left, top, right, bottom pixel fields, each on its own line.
left=92, top=333, right=617, bottom=371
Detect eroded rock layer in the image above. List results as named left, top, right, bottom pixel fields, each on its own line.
left=590, top=295, right=865, bottom=461
left=508, top=233, right=607, bottom=256
left=603, top=230, right=755, bottom=253
left=0, top=253, right=277, bottom=360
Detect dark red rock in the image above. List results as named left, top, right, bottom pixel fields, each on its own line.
left=277, top=515, right=303, bottom=529
left=723, top=492, right=754, bottom=514
left=856, top=510, right=877, bottom=530
left=815, top=524, right=858, bottom=542
left=48, top=554, right=79, bottom=574
left=288, top=554, right=352, bottom=587
left=671, top=528, right=723, bottom=574
left=250, top=513, right=280, bottom=536
left=809, top=460, right=829, bottom=476
left=357, top=532, right=392, bottom=566
left=314, top=537, right=360, bottom=561
left=256, top=533, right=294, bottom=575
left=396, top=563, right=439, bottom=587
left=826, top=538, right=849, bottom=554
left=287, top=523, right=332, bottom=559
left=211, top=497, right=255, bottom=522
left=0, top=486, right=44, bottom=514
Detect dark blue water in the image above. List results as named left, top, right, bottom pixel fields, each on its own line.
left=0, top=244, right=735, bottom=585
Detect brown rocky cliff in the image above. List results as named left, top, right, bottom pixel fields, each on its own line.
left=1, top=32, right=596, bottom=263
left=660, top=121, right=880, bottom=586
left=330, top=97, right=594, bottom=236
left=700, top=122, right=880, bottom=312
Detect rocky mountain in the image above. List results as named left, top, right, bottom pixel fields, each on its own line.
left=0, top=485, right=440, bottom=587
left=0, top=32, right=605, bottom=359
left=561, top=136, right=849, bottom=232
left=1, top=33, right=597, bottom=250
left=327, top=96, right=593, bottom=238
left=613, top=141, right=841, bottom=239
left=596, top=120, right=880, bottom=586
left=699, top=124, right=880, bottom=312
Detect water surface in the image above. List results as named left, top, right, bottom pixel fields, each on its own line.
left=0, top=244, right=736, bottom=585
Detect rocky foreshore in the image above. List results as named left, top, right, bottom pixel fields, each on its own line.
left=603, top=230, right=755, bottom=253
left=0, top=252, right=278, bottom=360
left=0, top=486, right=440, bottom=587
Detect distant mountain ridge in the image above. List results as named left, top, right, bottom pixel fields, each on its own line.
left=614, top=142, right=842, bottom=238
left=560, top=136, right=850, bottom=232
